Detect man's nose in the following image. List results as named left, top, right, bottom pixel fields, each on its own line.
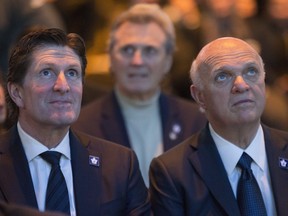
left=54, top=72, right=70, bottom=93
left=131, top=50, right=144, bottom=65
left=232, top=75, right=250, bottom=93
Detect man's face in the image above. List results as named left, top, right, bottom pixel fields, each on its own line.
left=109, top=22, right=172, bottom=99
left=193, top=39, right=266, bottom=128
left=9, top=45, right=83, bottom=129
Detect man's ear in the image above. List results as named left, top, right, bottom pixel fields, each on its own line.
left=163, top=54, right=173, bottom=74
left=190, top=84, right=206, bottom=111
left=7, top=82, right=24, bottom=108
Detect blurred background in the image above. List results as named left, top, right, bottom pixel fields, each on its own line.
left=1, top=0, right=288, bottom=130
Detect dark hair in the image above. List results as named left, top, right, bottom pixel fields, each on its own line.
left=7, top=28, right=87, bottom=125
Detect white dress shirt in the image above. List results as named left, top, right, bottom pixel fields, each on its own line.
left=210, top=124, right=276, bottom=216
left=18, top=122, right=76, bottom=216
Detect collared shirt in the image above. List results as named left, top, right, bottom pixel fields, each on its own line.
left=18, top=122, right=76, bottom=216
left=115, top=88, right=163, bottom=186
left=210, top=124, right=276, bottom=216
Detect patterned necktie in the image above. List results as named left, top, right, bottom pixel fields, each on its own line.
left=237, top=152, right=267, bottom=216
left=40, top=151, right=70, bottom=215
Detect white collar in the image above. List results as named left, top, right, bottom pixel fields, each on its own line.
left=210, top=123, right=266, bottom=176
left=17, top=122, right=71, bottom=162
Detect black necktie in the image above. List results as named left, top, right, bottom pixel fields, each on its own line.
left=237, top=152, right=267, bottom=216
left=40, top=151, right=70, bottom=214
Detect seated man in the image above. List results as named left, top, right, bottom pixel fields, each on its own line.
left=149, top=37, right=288, bottom=215
left=73, top=3, right=206, bottom=186
left=0, top=28, right=150, bottom=216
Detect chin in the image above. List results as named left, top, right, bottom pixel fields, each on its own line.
left=237, top=116, right=260, bottom=125
left=51, top=114, right=77, bottom=125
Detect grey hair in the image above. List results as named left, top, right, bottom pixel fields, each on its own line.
left=190, top=59, right=203, bottom=90
left=108, top=3, right=176, bottom=55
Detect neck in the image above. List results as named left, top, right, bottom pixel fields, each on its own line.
left=18, top=120, right=69, bottom=149
left=115, top=85, right=160, bottom=102
left=115, top=87, right=160, bottom=103
left=210, top=122, right=260, bottom=149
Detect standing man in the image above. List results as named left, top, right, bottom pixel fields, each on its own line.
left=73, top=3, right=206, bottom=186
left=0, top=28, right=150, bottom=216
left=149, top=37, right=288, bottom=215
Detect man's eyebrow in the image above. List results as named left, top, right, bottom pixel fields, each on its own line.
left=214, top=62, right=259, bottom=71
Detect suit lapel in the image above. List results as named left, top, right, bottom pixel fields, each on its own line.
left=100, top=92, right=130, bottom=148
left=0, top=127, right=38, bottom=207
left=263, top=126, right=288, bottom=216
left=188, top=127, right=241, bottom=216
left=159, top=94, right=183, bottom=151
left=70, top=131, right=101, bottom=216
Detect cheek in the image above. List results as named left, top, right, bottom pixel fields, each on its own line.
left=259, top=83, right=266, bottom=96
left=74, top=87, right=83, bottom=100
left=252, top=82, right=265, bottom=99
left=21, top=83, right=50, bottom=107
left=206, top=90, right=227, bottom=110
left=256, top=86, right=266, bottom=106
left=111, top=55, right=127, bottom=69
left=71, top=84, right=83, bottom=101
left=110, top=61, right=127, bottom=79
left=20, top=95, right=39, bottom=112
left=151, top=62, right=168, bottom=79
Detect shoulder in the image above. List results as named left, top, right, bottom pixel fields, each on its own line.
left=74, top=93, right=114, bottom=127
left=263, top=124, right=288, bottom=143
left=149, top=133, right=201, bottom=189
left=162, top=93, right=198, bottom=107
left=80, top=93, right=112, bottom=113
left=153, top=134, right=198, bottom=166
left=0, top=126, right=18, bottom=153
left=150, top=126, right=210, bottom=172
left=72, top=129, right=135, bottom=157
left=161, top=93, right=203, bottom=115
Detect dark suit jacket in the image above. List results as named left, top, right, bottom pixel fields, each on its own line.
left=0, top=201, right=66, bottom=216
left=149, top=124, right=288, bottom=216
left=73, top=91, right=207, bottom=151
left=0, top=126, right=151, bottom=216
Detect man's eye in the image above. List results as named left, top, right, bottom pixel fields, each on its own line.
left=67, top=70, right=77, bottom=77
left=215, top=72, right=230, bottom=82
left=121, top=46, right=135, bottom=56
left=143, top=46, right=157, bottom=56
left=246, top=68, right=257, bottom=76
left=66, top=70, right=81, bottom=80
left=244, top=67, right=259, bottom=81
left=40, top=69, right=52, bottom=77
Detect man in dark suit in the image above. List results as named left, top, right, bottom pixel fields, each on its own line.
left=0, top=28, right=150, bottom=216
left=73, top=3, right=206, bottom=186
left=149, top=37, right=288, bottom=215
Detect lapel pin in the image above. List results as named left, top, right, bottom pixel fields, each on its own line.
left=169, top=123, right=181, bottom=140
left=89, top=155, right=100, bottom=167
left=279, top=157, right=288, bottom=169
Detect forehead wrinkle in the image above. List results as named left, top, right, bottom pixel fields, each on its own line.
left=36, top=50, right=78, bottom=59
left=198, top=37, right=260, bottom=62
left=33, top=45, right=80, bottom=59
left=196, top=50, right=263, bottom=82
left=32, top=46, right=81, bottom=67
left=203, top=50, right=259, bottom=67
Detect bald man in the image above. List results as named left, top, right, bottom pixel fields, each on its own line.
left=149, top=37, right=288, bottom=216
